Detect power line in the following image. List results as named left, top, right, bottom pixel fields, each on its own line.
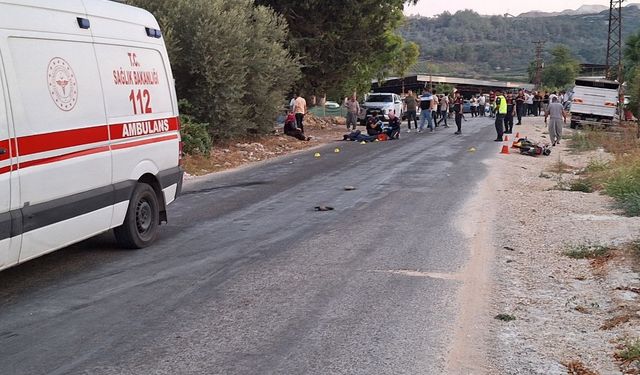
left=533, top=40, right=545, bottom=89
left=606, top=0, right=624, bottom=81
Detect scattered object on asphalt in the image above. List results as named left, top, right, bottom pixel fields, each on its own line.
left=344, top=186, right=356, bottom=191
left=495, top=313, right=517, bottom=322
left=314, top=206, right=334, bottom=211
left=468, top=147, right=477, bottom=153
left=503, top=246, right=516, bottom=251
left=360, top=141, right=367, bottom=145
left=500, top=144, right=510, bottom=154
left=314, top=152, right=321, bottom=158
left=334, top=148, right=341, bottom=153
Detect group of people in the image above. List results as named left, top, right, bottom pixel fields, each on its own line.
left=286, top=86, right=570, bottom=147
left=403, top=88, right=465, bottom=135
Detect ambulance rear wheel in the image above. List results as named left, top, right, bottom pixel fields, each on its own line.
left=115, top=183, right=159, bottom=249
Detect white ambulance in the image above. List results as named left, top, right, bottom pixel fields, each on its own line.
left=0, top=0, right=183, bottom=271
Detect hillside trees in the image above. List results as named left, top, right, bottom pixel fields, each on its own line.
left=541, top=45, right=581, bottom=89
left=254, top=0, right=420, bottom=97
left=126, top=0, right=300, bottom=143
left=401, top=8, right=640, bottom=79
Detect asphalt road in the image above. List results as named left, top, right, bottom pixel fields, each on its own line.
left=1, top=116, right=499, bottom=375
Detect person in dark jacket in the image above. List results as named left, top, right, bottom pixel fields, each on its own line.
left=366, top=111, right=383, bottom=136
left=385, top=111, right=401, bottom=139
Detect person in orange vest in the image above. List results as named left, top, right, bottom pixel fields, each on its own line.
left=494, top=89, right=507, bottom=141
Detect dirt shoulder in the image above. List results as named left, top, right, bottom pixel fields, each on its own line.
left=182, top=114, right=348, bottom=177
left=487, top=117, right=640, bottom=374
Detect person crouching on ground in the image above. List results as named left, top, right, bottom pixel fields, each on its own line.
left=544, top=97, right=567, bottom=146
left=283, top=112, right=310, bottom=141
left=385, top=111, right=401, bottom=139
left=366, top=111, right=383, bottom=136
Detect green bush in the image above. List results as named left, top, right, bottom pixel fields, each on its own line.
left=177, top=100, right=211, bottom=156
left=569, top=179, right=594, bottom=193
left=564, top=243, right=610, bottom=259
left=569, top=132, right=599, bottom=153
left=604, top=164, right=640, bottom=215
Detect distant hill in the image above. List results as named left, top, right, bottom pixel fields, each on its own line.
left=518, top=5, right=608, bottom=18
left=401, top=6, right=640, bottom=80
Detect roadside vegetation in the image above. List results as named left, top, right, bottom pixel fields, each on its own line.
left=126, top=0, right=420, bottom=156
left=563, top=243, right=610, bottom=259
left=569, top=125, right=640, bottom=216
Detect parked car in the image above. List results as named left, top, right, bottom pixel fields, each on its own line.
left=358, top=93, right=403, bottom=125
left=325, top=101, right=340, bottom=109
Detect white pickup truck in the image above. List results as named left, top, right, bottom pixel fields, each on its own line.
left=569, top=78, right=620, bottom=128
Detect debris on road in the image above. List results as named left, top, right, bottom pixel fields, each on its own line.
left=314, top=206, right=334, bottom=211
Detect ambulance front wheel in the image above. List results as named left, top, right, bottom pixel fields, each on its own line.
left=115, top=183, right=160, bottom=249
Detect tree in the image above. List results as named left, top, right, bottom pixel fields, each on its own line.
left=541, top=45, right=580, bottom=89
left=255, top=0, right=419, bottom=97
left=126, top=0, right=300, bottom=141
left=624, top=31, right=640, bottom=117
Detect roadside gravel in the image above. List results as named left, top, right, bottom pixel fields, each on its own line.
left=486, top=117, right=640, bottom=375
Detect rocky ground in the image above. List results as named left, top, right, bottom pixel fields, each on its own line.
left=487, top=117, right=640, bottom=375
left=182, top=114, right=347, bottom=177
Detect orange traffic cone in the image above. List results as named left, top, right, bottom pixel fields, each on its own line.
left=511, top=140, right=518, bottom=148
left=504, top=135, right=509, bottom=142
left=500, top=144, right=510, bottom=154
left=515, top=132, right=520, bottom=138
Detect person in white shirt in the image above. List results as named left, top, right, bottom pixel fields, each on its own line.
left=293, top=94, right=307, bottom=133
left=478, top=94, right=486, bottom=117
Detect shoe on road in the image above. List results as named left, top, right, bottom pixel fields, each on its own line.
left=454, top=131, right=461, bottom=135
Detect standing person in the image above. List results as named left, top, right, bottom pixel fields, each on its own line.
left=545, top=97, right=567, bottom=146
left=344, top=94, right=360, bottom=131
left=515, top=90, right=525, bottom=125
left=418, top=88, right=434, bottom=133
left=533, top=91, right=542, bottom=116
left=525, top=91, right=534, bottom=116
left=453, top=91, right=464, bottom=135
left=293, top=93, right=307, bottom=133
left=489, top=91, right=496, bottom=118
left=504, top=92, right=516, bottom=134
left=478, top=94, right=486, bottom=117
left=494, top=89, right=507, bottom=141
left=437, top=92, right=450, bottom=127
left=403, top=90, right=419, bottom=132
left=289, top=94, right=297, bottom=112
left=542, top=91, right=550, bottom=116
left=470, top=95, right=477, bottom=117
left=431, top=89, right=440, bottom=127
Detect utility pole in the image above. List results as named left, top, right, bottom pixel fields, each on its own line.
left=606, top=0, right=624, bottom=81
left=533, top=40, right=546, bottom=89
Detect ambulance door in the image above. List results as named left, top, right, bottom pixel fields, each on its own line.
left=0, top=57, right=18, bottom=270
left=6, top=31, right=112, bottom=262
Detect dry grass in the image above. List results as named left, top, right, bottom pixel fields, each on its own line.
left=564, top=360, right=600, bottom=375
left=569, top=124, right=640, bottom=216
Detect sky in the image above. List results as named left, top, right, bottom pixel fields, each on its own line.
left=404, top=0, right=613, bottom=17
